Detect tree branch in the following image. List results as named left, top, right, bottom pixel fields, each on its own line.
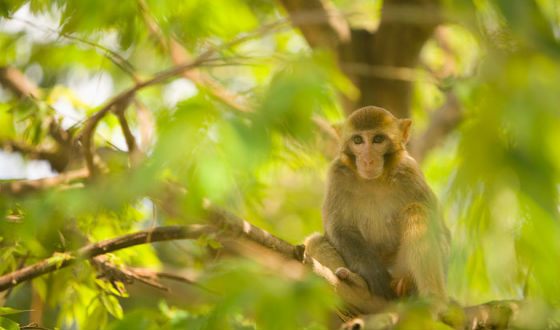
left=0, top=225, right=214, bottom=292
left=343, top=299, right=525, bottom=330
left=7, top=16, right=140, bottom=82
left=409, top=91, right=462, bottom=162
left=207, top=208, right=303, bottom=261
left=0, top=208, right=538, bottom=330
left=277, top=0, right=350, bottom=50
left=137, top=0, right=251, bottom=113
left=0, top=67, right=79, bottom=172
left=78, top=20, right=287, bottom=177
left=91, top=255, right=168, bottom=291
left=0, top=66, right=41, bottom=99
left=113, top=108, right=143, bottom=167
left=0, top=206, right=304, bottom=292
left=0, top=139, right=69, bottom=172
left=0, top=168, right=89, bottom=197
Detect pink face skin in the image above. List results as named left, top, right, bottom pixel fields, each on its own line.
left=347, top=130, right=390, bottom=180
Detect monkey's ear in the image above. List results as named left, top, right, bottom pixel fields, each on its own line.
left=399, top=119, right=412, bottom=144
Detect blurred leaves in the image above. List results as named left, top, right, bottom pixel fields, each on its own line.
left=446, top=7, right=560, bottom=303
left=201, top=260, right=336, bottom=330
left=0, top=307, right=28, bottom=316
left=0, top=317, right=19, bottom=330
left=1, top=0, right=560, bottom=329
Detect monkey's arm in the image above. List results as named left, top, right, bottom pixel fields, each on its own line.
left=326, top=227, right=397, bottom=300
left=304, top=233, right=387, bottom=314
left=395, top=203, right=448, bottom=300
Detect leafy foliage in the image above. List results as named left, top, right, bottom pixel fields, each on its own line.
left=0, top=0, right=559, bottom=329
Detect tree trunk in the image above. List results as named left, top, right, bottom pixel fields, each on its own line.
left=279, top=0, right=441, bottom=118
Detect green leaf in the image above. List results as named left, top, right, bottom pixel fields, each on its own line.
left=0, top=307, right=28, bottom=316
left=84, top=301, right=109, bottom=330
left=108, top=309, right=159, bottom=330
left=0, top=317, right=19, bottom=330
left=0, top=105, right=15, bottom=139
left=95, top=279, right=129, bottom=298
left=101, top=294, right=124, bottom=320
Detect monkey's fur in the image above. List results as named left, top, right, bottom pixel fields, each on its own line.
left=307, top=106, right=450, bottom=313
left=304, top=233, right=385, bottom=315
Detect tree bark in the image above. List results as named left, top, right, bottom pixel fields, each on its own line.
left=279, top=0, right=441, bottom=117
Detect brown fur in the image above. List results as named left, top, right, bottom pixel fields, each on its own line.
left=304, top=233, right=386, bottom=314
left=321, top=106, right=450, bottom=304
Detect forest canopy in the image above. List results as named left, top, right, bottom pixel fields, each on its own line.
left=1, top=0, right=560, bottom=329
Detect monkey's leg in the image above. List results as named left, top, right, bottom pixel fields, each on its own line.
left=305, top=233, right=367, bottom=287
left=328, top=230, right=397, bottom=300
left=396, top=204, right=447, bottom=300
left=304, top=233, right=387, bottom=314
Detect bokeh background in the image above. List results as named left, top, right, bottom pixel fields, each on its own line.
left=1, top=0, right=560, bottom=329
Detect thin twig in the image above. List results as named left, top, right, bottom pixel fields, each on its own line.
left=114, top=110, right=137, bottom=153
left=78, top=19, right=287, bottom=176
left=137, top=0, right=251, bottom=113
left=7, top=16, right=139, bottom=81
left=130, top=268, right=218, bottom=294
left=0, top=168, right=89, bottom=197
left=0, top=225, right=214, bottom=292
left=92, top=256, right=168, bottom=291
left=113, top=109, right=142, bottom=166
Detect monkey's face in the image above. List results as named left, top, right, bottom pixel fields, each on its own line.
left=341, top=106, right=412, bottom=180
left=346, top=130, right=390, bottom=180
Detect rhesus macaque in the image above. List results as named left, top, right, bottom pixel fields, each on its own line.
left=320, top=106, right=450, bottom=304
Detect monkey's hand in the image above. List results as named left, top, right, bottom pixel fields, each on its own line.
left=304, top=233, right=387, bottom=314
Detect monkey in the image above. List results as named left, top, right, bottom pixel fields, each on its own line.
left=321, top=105, right=450, bottom=303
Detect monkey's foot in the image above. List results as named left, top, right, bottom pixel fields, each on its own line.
left=335, top=267, right=351, bottom=280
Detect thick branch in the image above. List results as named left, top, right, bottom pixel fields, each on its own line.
left=0, top=66, right=41, bottom=99
left=344, top=299, right=524, bottom=330
left=0, top=139, right=68, bottom=172
left=207, top=208, right=302, bottom=261
left=277, top=0, right=350, bottom=49
left=0, top=211, right=536, bottom=330
left=0, top=208, right=303, bottom=292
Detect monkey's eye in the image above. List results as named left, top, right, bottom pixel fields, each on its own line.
left=373, top=135, right=385, bottom=143
left=352, top=135, right=364, bottom=144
